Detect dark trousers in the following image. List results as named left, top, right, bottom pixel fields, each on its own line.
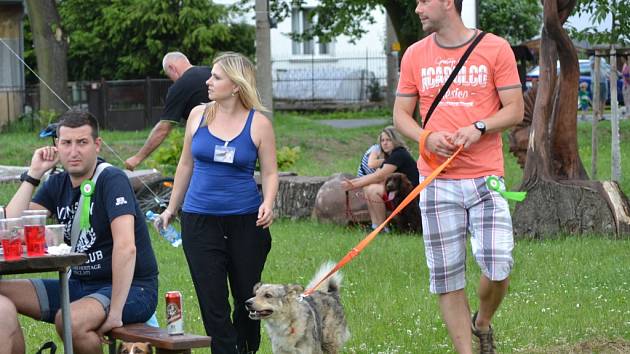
left=181, top=212, right=272, bottom=354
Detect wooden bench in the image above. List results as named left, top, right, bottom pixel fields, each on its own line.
left=108, top=323, right=211, bottom=354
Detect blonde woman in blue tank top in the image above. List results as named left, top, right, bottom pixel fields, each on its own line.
left=157, top=52, right=278, bottom=354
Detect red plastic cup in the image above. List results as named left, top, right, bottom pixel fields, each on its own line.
left=1, top=218, right=24, bottom=261
left=22, top=215, right=46, bottom=257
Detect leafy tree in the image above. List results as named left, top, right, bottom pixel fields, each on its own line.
left=569, top=0, right=630, bottom=45
left=58, top=0, right=255, bottom=80
left=267, top=0, right=542, bottom=55
left=479, top=0, right=541, bottom=45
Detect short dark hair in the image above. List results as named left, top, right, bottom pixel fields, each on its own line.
left=454, top=0, right=462, bottom=14
left=56, top=111, right=100, bottom=139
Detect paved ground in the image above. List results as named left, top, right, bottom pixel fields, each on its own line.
left=317, top=118, right=390, bottom=129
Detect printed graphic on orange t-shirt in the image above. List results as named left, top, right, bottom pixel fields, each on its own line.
left=397, top=31, right=521, bottom=179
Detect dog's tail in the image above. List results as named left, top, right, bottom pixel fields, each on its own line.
left=306, top=261, right=343, bottom=294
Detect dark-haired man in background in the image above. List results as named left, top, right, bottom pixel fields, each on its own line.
left=0, top=111, right=158, bottom=353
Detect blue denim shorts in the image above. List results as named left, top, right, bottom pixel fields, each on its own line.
left=31, top=277, right=158, bottom=324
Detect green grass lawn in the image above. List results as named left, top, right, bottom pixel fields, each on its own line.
left=1, top=112, right=629, bottom=353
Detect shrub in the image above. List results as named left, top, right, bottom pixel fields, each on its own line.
left=276, top=145, right=301, bottom=171
left=147, top=128, right=184, bottom=176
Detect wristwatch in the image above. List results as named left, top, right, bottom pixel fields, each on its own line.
left=473, top=121, right=486, bottom=135
left=20, top=171, right=41, bottom=187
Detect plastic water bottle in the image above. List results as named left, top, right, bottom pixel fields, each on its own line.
left=145, top=210, right=182, bottom=247
left=145, top=311, right=160, bottom=328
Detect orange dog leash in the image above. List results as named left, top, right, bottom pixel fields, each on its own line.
left=303, top=136, right=461, bottom=296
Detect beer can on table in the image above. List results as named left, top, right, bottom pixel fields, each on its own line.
left=165, top=291, right=184, bottom=335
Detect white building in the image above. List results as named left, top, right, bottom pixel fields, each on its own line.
left=269, top=0, right=478, bottom=103
left=220, top=0, right=478, bottom=103
left=270, top=1, right=389, bottom=102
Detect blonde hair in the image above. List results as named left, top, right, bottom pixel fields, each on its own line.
left=204, top=52, right=267, bottom=126
left=379, top=126, right=408, bottom=155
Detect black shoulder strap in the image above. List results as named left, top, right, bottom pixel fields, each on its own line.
left=422, top=31, right=487, bottom=128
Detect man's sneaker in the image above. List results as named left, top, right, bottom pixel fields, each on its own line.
left=471, top=311, right=496, bottom=354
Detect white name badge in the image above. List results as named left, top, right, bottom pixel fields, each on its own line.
left=214, top=145, right=236, bottom=164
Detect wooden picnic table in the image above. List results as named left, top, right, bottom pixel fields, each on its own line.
left=0, top=252, right=87, bottom=354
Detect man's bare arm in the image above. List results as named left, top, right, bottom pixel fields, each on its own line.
left=394, top=95, right=457, bottom=157
left=6, top=146, right=58, bottom=217
left=393, top=95, right=422, bottom=141
left=96, top=214, right=136, bottom=335
left=124, top=121, right=174, bottom=170
left=451, top=87, right=524, bottom=148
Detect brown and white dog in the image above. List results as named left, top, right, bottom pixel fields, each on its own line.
left=385, top=172, right=422, bottom=233
left=117, top=342, right=153, bottom=354
left=245, top=262, right=350, bottom=354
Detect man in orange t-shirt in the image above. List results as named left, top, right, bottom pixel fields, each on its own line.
left=393, top=1, right=524, bottom=353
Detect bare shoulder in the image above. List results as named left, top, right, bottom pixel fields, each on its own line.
left=186, top=104, right=209, bottom=131
left=188, top=104, right=207, bottom=122
left=252, top=111, right=273, bottom=130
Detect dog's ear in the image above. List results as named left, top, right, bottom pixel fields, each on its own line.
left=117, top=342, right=130, bottom=354
left=287, top=284, right=304, bottom=295
left=253, top=282, right=262, bottom=294
left=144, top=343, right=154, bottom=354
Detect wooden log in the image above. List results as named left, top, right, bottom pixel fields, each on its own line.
left=274, top=175, right=329, bottom=219
left=256, top=173, right=329, bottom=219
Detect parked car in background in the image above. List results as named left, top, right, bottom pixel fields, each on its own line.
left=525, top=59, right=624, bottom=105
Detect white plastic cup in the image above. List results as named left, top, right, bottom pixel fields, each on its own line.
left=45, top=224, right=66, bottom=247
left=22, top=209, right=49, bottom=217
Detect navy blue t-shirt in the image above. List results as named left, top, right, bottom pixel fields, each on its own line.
left=161, top=66, right=212, bottom=122
left=384, top=147, right=419, bottom=187
left=33, top=164, right=158, bottom=285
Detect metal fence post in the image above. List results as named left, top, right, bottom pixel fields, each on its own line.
left=145, top=77, right=151, bottom=129
left=311, top=52, right=315, bottom=102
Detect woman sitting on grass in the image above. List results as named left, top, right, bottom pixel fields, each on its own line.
left=356, top=143, right=384, bottom=177
left=342, top=126, right=418, bottom=231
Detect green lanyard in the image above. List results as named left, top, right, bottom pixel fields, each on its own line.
left=486, top=176, right=527, bottom=202
left=79, top=180, right=95, bottom=231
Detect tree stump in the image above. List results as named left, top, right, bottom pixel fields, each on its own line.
left=513, top=180, right=630, bottom=238
left=312, top=173, right=371, bottom=225
left=258, top=174, right=329, bottom=219
left=510, top=0, right=630, bottom=238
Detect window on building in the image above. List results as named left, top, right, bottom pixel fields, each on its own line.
left=291, top=7, right=333, bottom=56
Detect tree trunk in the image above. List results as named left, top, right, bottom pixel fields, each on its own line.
left=382, top=1, right=422, bottom=56
left=255, top=0, right=274, bottom=119
left=385, top=14, right=398, bottom=107
left=609, top=46, right=621, bottom=181
left=513, top=0, right=630, bottom=238
left=513, top=179, right=630, bottom=237
left=25, top=0, right=68, bottom=114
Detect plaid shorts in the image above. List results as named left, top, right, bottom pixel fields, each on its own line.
left=419, top=176, right=514, bottom=294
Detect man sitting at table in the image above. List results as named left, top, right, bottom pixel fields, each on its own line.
left=0, top=110, right=158, bottom=354
left=0, top=295, right=23, bottom=354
